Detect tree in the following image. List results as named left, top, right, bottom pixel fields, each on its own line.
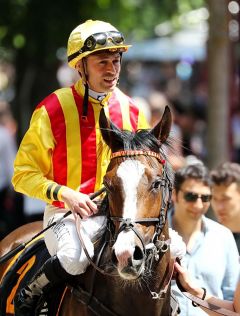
left=0, top=0, right=204, bottom=136
left=206, top=0, right=230, bottom=167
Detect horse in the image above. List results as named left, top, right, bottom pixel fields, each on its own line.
left=0, top=106, right=176, bottom=316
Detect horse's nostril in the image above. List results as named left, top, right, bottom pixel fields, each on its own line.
left=133, top=246, right=144, bottom=261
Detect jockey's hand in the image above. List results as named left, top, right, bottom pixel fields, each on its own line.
left=60, top=187, right=98, bottom=219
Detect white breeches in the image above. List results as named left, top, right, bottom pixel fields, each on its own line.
left=43, top=205, right=107, bottom=276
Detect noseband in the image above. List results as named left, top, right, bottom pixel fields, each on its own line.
left=109, top=150, right=173, bottom=268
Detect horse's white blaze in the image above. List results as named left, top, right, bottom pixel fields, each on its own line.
left=114, top=160, right=145, bottom=259
left=113, top=230, right=136, bottom=266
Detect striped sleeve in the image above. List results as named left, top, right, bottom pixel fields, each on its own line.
left=12, top=102, right=62, bottom=204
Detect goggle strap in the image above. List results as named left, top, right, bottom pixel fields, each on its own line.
left=68, top=51, right=80, bottom=63
left=68, top=31, right=125, bottom=63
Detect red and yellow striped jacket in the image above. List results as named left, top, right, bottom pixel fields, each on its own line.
left=12, top=79, right=149, bottom=208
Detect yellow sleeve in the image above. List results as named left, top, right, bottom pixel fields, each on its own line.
left=12, top=106, right=64, bottom=204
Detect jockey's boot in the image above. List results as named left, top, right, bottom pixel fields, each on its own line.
left=14, top=255, right=73, bottom=316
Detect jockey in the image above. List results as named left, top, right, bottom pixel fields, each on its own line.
left=13, top=19, right=149, bottom=315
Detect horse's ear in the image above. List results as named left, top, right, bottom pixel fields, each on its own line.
left=99, top=108, right=123, bottom=151
left=151, top=106, right=172, bottom=143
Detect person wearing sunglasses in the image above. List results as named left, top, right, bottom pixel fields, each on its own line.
left=12, top=19, right=149, bottom=315
left=210, top=162, right=240, bottom=254
left=168, top=161, right=239, bottom=316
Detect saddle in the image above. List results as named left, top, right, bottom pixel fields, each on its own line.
left=0, top=238, right=66, bottom=316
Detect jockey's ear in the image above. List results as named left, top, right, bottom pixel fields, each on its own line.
left=151, top=105, right=172, bottom=144
left=99, top=108, right=123, bottom=151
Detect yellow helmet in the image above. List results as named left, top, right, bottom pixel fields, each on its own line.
left=67, top=20, right=131, bottom=68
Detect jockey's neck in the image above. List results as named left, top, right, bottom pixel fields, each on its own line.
left=88, top=88, right=107, bottom=101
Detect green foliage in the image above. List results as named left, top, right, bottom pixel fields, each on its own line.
left=1, top=0, right=205, bottom=57
left=0, top=0, right=206, bottom=132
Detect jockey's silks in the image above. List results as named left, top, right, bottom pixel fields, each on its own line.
left=12, top=79, right=148, bottom=208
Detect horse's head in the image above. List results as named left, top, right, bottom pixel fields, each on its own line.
left=99, top=106, right=173, bottom=281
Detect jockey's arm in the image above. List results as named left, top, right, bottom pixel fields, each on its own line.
left=12, top=107, right=60, bottom=204
left=12, top=106, right=97, bottom=218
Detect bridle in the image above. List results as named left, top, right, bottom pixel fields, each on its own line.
left=109, top=150, right=173, bottom=265
left=75, top=150, right=175, bottom=315
left=76, top=149, right=173, bottom=275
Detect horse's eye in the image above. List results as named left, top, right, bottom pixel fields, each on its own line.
left=152, top=179, right=162, bottom=190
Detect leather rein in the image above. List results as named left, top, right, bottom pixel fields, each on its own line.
left=175, top=268, right=240, bottom=316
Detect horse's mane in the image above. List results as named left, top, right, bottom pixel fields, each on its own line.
left=99, top=126, right=175, bottom=184
left=112, top=129, right=161, bottom=152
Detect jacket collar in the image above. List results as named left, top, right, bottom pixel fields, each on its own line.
left=74, top=79, right=112, bottom=106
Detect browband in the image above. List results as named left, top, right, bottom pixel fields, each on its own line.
left=111, top=150, right=165, bottom=165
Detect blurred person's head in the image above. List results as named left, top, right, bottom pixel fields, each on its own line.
left=172, top=162, right=212, bottom=222
left=148, top=92, right=184, bottom=170
left=148, top=91, right=170, bottom=127
left=0, top=100, right=17, bottom=136
left=210, top=162, right=240, bottom=231
left=148, top=92, right=185, bottom=170
left=0, top=100, right=10, bottom=121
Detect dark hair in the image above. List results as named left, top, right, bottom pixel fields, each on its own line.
left=210, top=162, right=240, bottom=186
left=174, top=163, right=211, bottom=193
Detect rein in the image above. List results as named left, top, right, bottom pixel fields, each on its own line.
left=181, top=292, right=240, bottom=316
left=175, top=259, right=240, bottom=316
left=74, top=149, right=178, bottom=315
left=0, top=188, right=106, bottom=265
left=77, top=149, right=173, bottom=281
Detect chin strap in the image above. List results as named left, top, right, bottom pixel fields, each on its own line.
left=81, top=82, right=89, bottom=121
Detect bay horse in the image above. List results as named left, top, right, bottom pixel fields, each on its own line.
left=0, top=106, right=176, bottom=316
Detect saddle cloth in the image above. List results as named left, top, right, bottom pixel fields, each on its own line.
left=0, top=238, right=66, bottom=316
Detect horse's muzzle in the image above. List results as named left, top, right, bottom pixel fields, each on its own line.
left=112, top=245, right=145, bottom=280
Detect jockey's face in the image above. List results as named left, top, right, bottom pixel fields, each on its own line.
left=85, top=51, right=121, bottom=93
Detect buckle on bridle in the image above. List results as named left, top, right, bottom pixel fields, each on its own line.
left=120, top=218, right=134, bottom=229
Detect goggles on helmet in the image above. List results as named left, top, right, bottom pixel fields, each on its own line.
left=68, top=31, right=125, bottom=63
